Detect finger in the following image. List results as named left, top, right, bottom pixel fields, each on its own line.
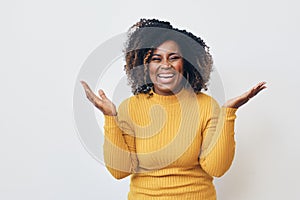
left=254, top=82, right=267, bottom=92
left=249, top=81, right=266, bottom=95
left=98, top=89, right=107, bottom=100
left=251, top=84, right=267, bottom=97
left=80, top=80, right=90, bottom=93
left=253, top=81, right=265, bottom=88
left=254, top=85, right=267, bottom=95
left=80, top=80, right=102, bottom=104
left=80, top=81, right=95, bottom=97
left=253, top=81, right=266, bottom=90
left=80, top=80, right=88, bottom=87
left=82, top=84, right=95, bottom=99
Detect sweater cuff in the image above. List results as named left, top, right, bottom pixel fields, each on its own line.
left=104, top=115, right=118, bottom=127
left=221, top=107, right=238, bottom=119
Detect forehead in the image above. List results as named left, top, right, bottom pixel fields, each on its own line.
left=153, top=40, right=181, bottom=54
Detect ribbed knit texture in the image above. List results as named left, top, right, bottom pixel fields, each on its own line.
left=103, top=88, right=237, bottom=200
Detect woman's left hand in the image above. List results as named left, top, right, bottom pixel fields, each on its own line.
left=223, top=81, right=267, bottom=109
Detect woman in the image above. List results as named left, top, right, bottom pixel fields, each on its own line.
left=80, top=18, right=266, bottom=200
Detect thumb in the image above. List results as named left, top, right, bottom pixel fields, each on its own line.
left=98, top=89, right=107, bottom=100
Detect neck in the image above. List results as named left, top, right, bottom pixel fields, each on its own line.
left=153, top=85, right=184, bottom=96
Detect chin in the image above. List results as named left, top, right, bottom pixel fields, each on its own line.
left=155, top=83, right=183, bottom=94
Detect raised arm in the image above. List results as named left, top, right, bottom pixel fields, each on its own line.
left=80, top=81, right=138, bottom=179
left=199, top=82, right=267, bottom=177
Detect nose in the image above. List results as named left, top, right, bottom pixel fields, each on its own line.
left=160, top=58, right=171, bottom=69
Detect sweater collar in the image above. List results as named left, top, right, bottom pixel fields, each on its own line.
left=150, top=87, right=194, bottom=105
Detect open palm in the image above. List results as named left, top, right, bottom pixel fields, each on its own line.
left=80, top=81, right=117, bottom=116
left=223, top=81, right=267, bottom=108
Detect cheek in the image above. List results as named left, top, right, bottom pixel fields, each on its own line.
left=148, top=65, right=157, bottom=81
left=174, top=60, right=184, bottom=74
left=148, top=64, right=157, bottom=76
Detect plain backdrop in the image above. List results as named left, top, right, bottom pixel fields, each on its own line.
left=1, top=0, right=300, bottom=199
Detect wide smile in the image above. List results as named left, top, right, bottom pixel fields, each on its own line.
left=155, top=72, right=178, bottom=85
left=157, top=73, right=175, bottom=79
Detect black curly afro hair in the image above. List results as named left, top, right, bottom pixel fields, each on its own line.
left=123, top=18, right=213, bottom=95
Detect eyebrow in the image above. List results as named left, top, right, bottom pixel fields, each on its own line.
left=152, top=52, right=180, bottom=57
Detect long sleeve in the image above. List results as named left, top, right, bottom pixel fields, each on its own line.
left=103, top=99, right=138, bottom=179
left=199, top=98, right=237, bottom=177
left=115, top=90, right=237, bottom=199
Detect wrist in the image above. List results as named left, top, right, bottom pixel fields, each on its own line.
left=104, top=111, right=117, bottom=116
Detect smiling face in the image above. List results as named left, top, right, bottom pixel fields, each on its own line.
left=148, top=40, right=184, bottom=96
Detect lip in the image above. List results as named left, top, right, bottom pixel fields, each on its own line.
left=157, top=73, right=175, bottom=78
left=155, top=72, right=177, bottom=85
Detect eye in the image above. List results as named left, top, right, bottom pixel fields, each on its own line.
left=150, top=57, right=161, bottom=62
left=169, top=55, right=181, bottom=61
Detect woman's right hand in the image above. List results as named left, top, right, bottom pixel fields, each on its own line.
left=80, top=80, right=117, bottom=116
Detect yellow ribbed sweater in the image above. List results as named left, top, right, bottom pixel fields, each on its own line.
left=103, top=88, right=237, bottom=200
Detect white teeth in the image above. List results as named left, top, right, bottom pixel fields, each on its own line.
left=157, top=74, right=175, bottom=78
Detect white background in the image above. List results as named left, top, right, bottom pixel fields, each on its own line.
left=1, top=0, right=300, bottom=199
